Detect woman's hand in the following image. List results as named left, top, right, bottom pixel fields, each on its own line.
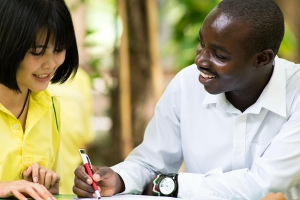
left=0, top=180, right=56, bottom=200
left=23, top=163, right=60, bottom=194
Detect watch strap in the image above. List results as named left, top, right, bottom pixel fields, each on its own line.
left=152, top=173, right=178, bottom=197
left=152, top=174, right=161, bottom=196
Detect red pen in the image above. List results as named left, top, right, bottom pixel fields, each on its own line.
left=79, top=148, right=101, bottom=199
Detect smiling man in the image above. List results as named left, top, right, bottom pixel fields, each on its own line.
left=73, top=0, right=300, bottom=199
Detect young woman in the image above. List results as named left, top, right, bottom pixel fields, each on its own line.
left=0, top=0, right=78, bottom=199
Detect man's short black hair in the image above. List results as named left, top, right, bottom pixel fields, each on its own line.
left=217, top=0, right=284, bottom=57
left=0, top=0, right=79, bottom=92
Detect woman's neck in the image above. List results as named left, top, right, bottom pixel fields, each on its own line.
left=0, top=84, right=29, bottom=119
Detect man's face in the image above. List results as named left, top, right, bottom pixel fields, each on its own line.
left=194, top=8, right=257, bottom=95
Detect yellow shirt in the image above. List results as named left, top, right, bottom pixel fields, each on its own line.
left=0, top=90, right=61, bottom=181
left=49, top=68, right=95, bottom=194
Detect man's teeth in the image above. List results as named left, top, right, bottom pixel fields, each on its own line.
left=200, top=71, right=216, bottom=79
left=35, top=74, right=48, bottom=78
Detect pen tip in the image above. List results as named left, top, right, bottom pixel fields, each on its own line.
left=95, top=190, right=101, bottom=199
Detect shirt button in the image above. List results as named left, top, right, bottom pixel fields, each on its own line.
left=23, top=143, right=26, bottom=149
left=236, top=148, right=242, bottom=155
left=239, top=116, right=245, bottom=122
left=13, top=124, right=19, bottom=129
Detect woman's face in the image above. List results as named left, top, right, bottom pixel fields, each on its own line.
left=17, top=29, right=66, bottom=93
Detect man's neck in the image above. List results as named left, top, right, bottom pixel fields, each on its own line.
left=225, top=65, right=274, bottom=113
left=225, top=91, right=261, bottom=113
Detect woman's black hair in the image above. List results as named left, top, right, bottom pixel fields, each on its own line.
left=0, top=0, right=79, bottom=92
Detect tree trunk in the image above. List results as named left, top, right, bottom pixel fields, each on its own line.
left=106, top=0, right=162, bottom=165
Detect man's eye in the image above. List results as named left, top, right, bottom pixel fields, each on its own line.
left=214, top=52, right=226, bottom=60
left=197, top=38, right=205, bottom=47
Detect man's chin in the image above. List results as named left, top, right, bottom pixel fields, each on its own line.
left=203, top=85, right=222, bottom=95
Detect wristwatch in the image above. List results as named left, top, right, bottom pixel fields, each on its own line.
left=152, top=173, right=178, bottom=197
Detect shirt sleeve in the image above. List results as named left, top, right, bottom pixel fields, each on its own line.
left=111, top=72, right=184, bottom=194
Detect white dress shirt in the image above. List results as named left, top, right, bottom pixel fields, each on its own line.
left=112, top=57, right=300, bottom=200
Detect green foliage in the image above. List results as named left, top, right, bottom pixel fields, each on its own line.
left=161, top=0, right=296, bottom=70
left=278, top=25, right=296, bottom=60
left=159, top=0, right=220, bottom=70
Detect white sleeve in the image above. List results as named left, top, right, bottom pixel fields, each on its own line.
left=111, top=73, right=184, bottom=194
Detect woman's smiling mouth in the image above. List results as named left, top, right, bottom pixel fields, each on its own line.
left=34, top=74, right=49, bottom=78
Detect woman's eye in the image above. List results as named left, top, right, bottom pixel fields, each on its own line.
left=54, top=48, right=65, bottom=54
left=30, top=51, right=43, bottom=56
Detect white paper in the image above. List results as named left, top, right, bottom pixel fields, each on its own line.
left=73, top=194, right=227, bottom=200
left=73, top=194, right=173, bottom=200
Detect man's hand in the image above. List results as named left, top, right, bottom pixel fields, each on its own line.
left=73, top=165, right=125, bottom=198
left=23, top=163, right=60, bottom=194
left=0, top=180, right=56, bottom=200
left=261, top=193, right=286, bottom=200
left=143, top=176, right=156, bottom=196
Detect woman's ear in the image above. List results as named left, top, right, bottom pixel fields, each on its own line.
left=255, top=49, right=274, bottom=68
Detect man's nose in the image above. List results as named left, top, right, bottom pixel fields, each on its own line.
left=195, top=47, right=210, bottom=68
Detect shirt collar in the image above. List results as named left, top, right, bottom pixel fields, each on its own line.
left=31, top=89, right=57, bottom=107
left=203, top=56, right=286, bottom=117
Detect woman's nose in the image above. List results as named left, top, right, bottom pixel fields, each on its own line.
left=42, top=53, right=57, bottom=69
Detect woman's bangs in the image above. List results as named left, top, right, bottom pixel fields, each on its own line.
left=30, top=28, right=51, bottom=54
left=50, top=19, right=74, bottom=51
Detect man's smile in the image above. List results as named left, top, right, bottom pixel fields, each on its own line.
left=199, top=71, right=216, bottom=79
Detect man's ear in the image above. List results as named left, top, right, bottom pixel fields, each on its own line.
left=255, top=49, right=274, bottom=68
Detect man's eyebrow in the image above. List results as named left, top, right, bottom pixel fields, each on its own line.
left=199, top=29, right=202, bottom=40
left=199, top=28, right=230, bottom=54
left=210, top=43, right=230, bottom=54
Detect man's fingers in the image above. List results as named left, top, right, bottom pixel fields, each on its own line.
left=94, top=166, right=112, bottom=180
left=73, top=185, right=94, bottom=199
left=92, top=173, right=100, bottom=182
left=74, top=175, right=95, bottom=193
left=75, top=165, right=93, bottom=184
left=76, top=165, right=88, bottom=176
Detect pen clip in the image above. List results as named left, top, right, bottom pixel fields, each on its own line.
left=79, top=148, right=92, bottom=168
left=86, top=155, right=93, bottom=169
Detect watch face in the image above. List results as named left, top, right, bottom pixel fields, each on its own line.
left=159, top=177, right=175, bottom=195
